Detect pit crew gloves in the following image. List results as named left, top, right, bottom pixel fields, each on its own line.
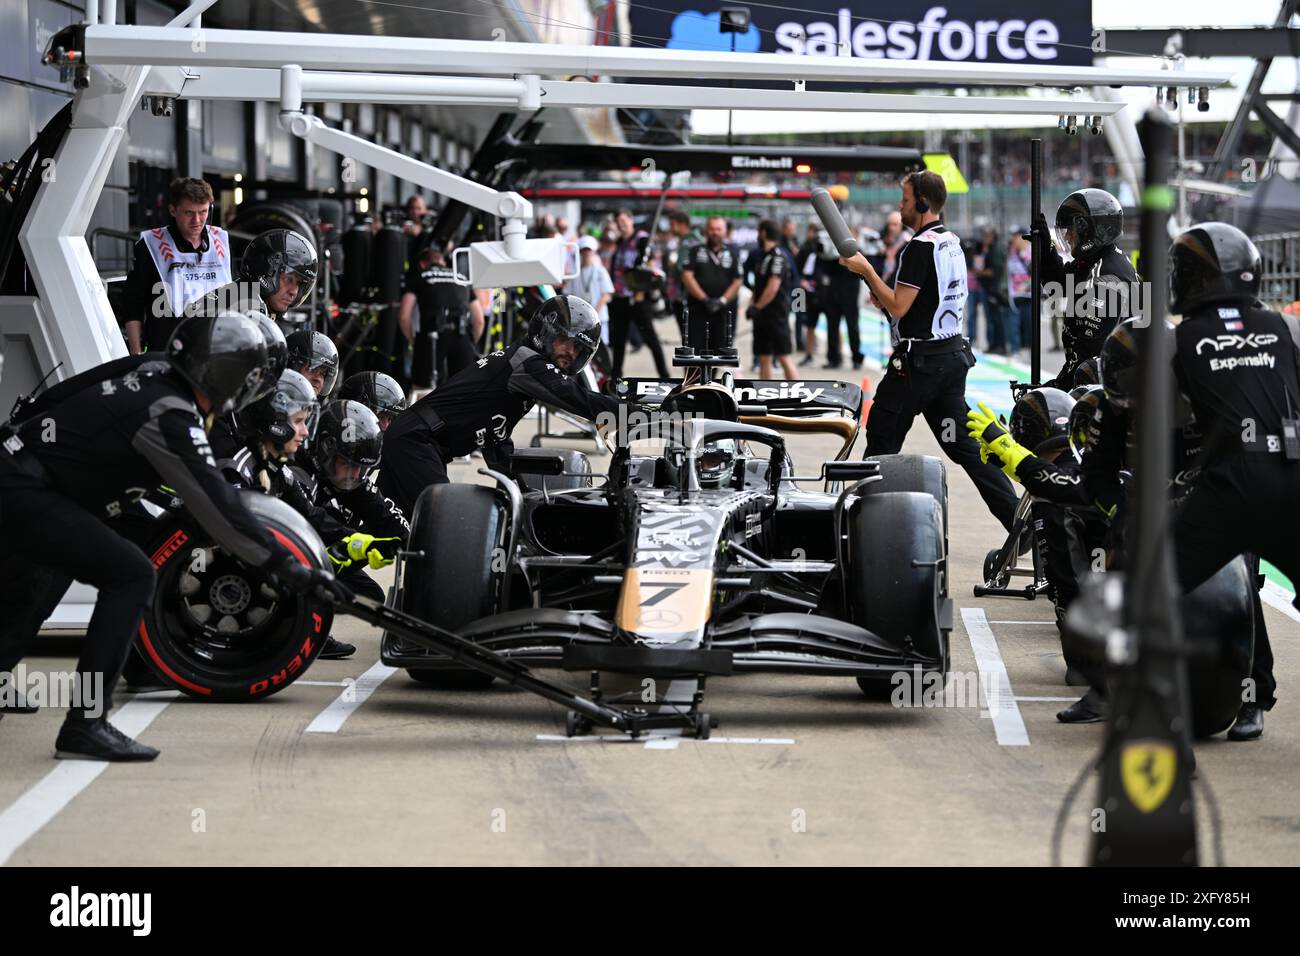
left=328, top=533, right=401, bottom=571
left=966, top=402, right=1033, bottom=481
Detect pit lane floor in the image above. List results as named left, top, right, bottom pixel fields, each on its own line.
left=3, top=316, right=1297, bottom=866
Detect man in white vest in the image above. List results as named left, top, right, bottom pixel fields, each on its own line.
left=122, top=177, right=232, bottom=354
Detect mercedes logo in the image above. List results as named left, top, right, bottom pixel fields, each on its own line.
left=636, top=608, right=684, bottom=629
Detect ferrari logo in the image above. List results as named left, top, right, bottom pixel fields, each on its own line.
left=1120, top=741, right=1177, bottom=813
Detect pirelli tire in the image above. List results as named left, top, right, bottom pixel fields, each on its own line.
left=511, top=447, right=592, bottom=493
left=402, top=483, right=505, bottom=690
left=135, top=492, right=332, bottom=702
left=1183, top=556, right=1256, bottom=739
left=844, top=491, right=949, bottom=700
left=857, top=454, right=949, bottom=569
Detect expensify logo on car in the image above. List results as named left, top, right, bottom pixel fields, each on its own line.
left=652, top=1, right=1091, bottom=65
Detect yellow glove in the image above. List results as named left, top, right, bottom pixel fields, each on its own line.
left=965, top=402, right=1032, bottom=481
left=343, top=533, right=401, bottom=570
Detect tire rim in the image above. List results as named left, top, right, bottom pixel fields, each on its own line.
left=158, top=546, right=296, bottom=670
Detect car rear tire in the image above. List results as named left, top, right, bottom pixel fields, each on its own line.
left=844, top=491, right=948, bottom=699
left=1184, top=557, right=1255, bottom=738
left=402, top=483, right=504, bottom=690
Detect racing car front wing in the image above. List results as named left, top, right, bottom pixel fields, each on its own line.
left=379, top=607, right=948, bottom=679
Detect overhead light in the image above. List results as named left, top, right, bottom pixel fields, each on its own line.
left=234, top=173, right=243, bottom=183
left=234, top=187, right=243, bottom=205
left=795, top=163, right=812, bottom=174
left=719, top=6, right=751, bottom=33
left=358, top=196, right=369, bottom=214
left=360, top=187, right=368, bottom=196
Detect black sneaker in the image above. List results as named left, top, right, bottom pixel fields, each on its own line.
left=822, top=362, right=842, bottom=370
left=1057, top=688, right=1107, bottom=724
left=55, top=717, right=159, bottom=762
left=798, top=354, right=815, bottom=367
left=319, top=637, right=356, bottom=661
left=1227, top=704, right=1263, bottom=741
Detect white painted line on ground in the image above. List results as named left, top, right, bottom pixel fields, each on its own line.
left=1260, top=580, right=1300, bottom=624
left=961, top=607, right=1030, bottom=747
left=1014, top=696, right=1078, bottom=703
left=986, top=620, right=1057, bottom=626
left=305, top=661, right=396, bottom=734
left=294, top=680, right=351, bottom=687
left=0, top=697, right=171, bottom=866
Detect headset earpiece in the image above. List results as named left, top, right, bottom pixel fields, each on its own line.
left=910, top=173, right=930, bottom=214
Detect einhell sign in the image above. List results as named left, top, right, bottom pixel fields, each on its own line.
left=634, top=1, right=1093, bottom=66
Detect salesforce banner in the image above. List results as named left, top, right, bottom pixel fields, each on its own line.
left=634, top=1, right=1093, bottom=66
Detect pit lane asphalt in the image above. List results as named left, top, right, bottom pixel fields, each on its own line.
left=3, top=314, right=1297, bottom=866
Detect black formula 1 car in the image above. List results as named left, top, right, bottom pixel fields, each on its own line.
left=380, top=354, right=953, bottom=737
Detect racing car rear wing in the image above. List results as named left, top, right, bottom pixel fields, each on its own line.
left=620, top=377, right=864, bottom=457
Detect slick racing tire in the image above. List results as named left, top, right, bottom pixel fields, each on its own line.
left=1183, top=556, right=1255, bottom=738
left=511, top=447, right=592, bottom=493
left=403, top=483, right=504, bottom=690
left=845, top=491, right=948, bottom=700
left=135, top=493, right=332, bottom=701
left=858, top=454, right=948, bottom=564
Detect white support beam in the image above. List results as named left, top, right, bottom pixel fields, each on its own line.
left=277, top=107, right=533, bottom=222
left=166, top=0, right=221, bottom=28
left=153, top=67, right=1125, bottom=118
left=17, top=64, right=148, bottom=376
left=538, top=82, right=1126, bottom=116
left=84, top=25, right=1232, bottom=89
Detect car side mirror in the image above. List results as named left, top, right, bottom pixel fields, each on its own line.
left=510, top=453, right=565, bottom=476
left=822, top=461, right=880, bottom=482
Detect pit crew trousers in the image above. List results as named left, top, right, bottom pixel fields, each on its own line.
left=1173, top=456, right=1297, bottom=711
left=610, top=296, right=669, bottom=379
left=0, top=456, right=155, bottom=719
left=375, top=428, right=451, bottom=518
left=865, top=349, right=1019, bottom=530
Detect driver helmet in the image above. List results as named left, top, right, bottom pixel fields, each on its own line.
left=696, top=439, right=739, bottom=488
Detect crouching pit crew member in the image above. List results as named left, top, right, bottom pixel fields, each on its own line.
left=219, top=368, right=358, bottom=663
left=970, top=275, right=1287, bottom=740
left=340, top=371, right=409, bottom=433
left=0, top=312, right=346, bottom=761
left=378, top=294, right=630, bottom=516
left=305, top=400, right=410, bottom=658
left=840, top=169, right=1019, bottom=530
left=286, top=329, right=341, bottom=399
